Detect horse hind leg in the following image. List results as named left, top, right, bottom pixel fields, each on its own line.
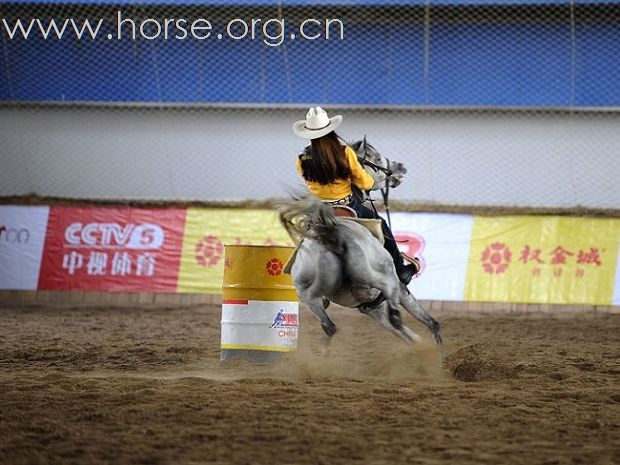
left=388, top=303, right=403, bottom=330
left=299, top=292, right=337, bottom=337
left=360, top=303, right=420, bottom=343
left=374, top=277, right=405, bottom=332
left=400, top=287, right=443, bottom=346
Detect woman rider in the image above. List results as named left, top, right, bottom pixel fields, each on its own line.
left=292, top=106, right=415, bottom=285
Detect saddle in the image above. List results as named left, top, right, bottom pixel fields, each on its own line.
left=334, top=206, right=421, bottom=275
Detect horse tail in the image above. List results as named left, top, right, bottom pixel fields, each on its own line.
left=278, top=196, right=345, bottom=255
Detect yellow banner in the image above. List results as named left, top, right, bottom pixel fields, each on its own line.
left=177, top=209, right=294, bottom=293
left=464, top=215, right=620, bottom=305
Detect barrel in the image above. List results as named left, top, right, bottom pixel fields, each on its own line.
left=220, top=244, right=299, bottom=362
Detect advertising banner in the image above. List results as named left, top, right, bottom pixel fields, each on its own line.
left=0, top=206, right=49, bottom=290
left=2, top=203, right=618, bottom=307
left=177, top=209, right=294, bottom=293
left=465, top=216, right=620, bottom=305
left=613, top=244, right=620, bottom=306
left=38, top=206, right=186, bottom=292
left=391, top=212, right=473, bottom=301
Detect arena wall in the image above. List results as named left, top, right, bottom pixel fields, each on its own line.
left=2, top=1, right=619, bottom=209
left=1, top=289, right=619, bottom=314
left=1, top=106, right=619, bottom=210
left=2, top=1, right=618, bottom=309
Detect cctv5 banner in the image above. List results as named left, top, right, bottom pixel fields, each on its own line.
left=38, top=206, right=186, bottom=291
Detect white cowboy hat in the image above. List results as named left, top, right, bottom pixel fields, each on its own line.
left=292, top=106, right=343, bottom=139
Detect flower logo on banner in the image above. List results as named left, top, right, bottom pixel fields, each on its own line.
left=266, top=258, right=283, bottom=276
left=481, top=242, right=512, bottom=274
left=394, top=233, right=426, bottom=275
left=195, top=235, right=223, bottom=268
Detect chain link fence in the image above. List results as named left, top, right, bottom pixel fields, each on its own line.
left=1, top=1, right=619, bottom=211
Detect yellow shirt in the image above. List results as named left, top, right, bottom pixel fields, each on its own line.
left=296, top=145, right=374, bottom=201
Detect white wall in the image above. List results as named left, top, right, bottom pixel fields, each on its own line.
left=1, top=106, right=618, bottom=209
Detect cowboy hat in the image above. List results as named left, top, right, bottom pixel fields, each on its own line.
left=292, top=106, right=343, bottom=139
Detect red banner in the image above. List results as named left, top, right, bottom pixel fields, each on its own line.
left=38, top=206, right=186, bottom=292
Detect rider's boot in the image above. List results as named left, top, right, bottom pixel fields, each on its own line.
left=395, top=255, right=421, bottom=285
left=396, top=261, right=415, bottom=285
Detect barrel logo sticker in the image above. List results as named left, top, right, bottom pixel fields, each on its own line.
left=265, top=257, right=283, bottom=276
left=195, top=235, right=223, bottom=268
left=270, top=309, right=298, bottom=340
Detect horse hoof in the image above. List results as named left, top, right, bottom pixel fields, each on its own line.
left=321, top=321, right=337, bottom=337
left=388, top=308, right=403, bottom=330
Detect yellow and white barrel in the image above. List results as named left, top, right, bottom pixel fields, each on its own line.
left=220, top=245, right=298, bottom=362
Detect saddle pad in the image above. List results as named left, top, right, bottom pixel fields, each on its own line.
left=283, top=218, right=384, bottom=274
left=344, top=218, right=384, bottom=244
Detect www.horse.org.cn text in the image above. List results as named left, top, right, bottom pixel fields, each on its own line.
left=1, top=11, right=346, bottom=47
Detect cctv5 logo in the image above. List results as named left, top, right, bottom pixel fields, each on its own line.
left=0, top=225, right=30, bottom=244
left=64, top=223, right=164, bottom=249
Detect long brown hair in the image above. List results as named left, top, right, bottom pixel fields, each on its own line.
left=299, top=131, right=350, bottom=185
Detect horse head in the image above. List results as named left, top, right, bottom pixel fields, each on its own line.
left=350, top=135, right=407, bottom=191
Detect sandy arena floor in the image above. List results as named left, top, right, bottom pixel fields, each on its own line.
left=0, top=302, right=619, bottom=465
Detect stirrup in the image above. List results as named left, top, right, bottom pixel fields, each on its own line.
left=401, top=253, right=421, bottom=276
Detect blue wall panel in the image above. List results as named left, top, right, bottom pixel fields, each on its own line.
left=428, top=24, right=574, bottom=106
left=6, top=1, right=620, bottom=6
left=1, top=3, right=618, bottom=107
left=0, top=38, right=11, bottom=99
left=575, top=24, right=620, bottom=106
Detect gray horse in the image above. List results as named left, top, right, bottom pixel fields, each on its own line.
left=279, top=143, right=442, bottom=345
